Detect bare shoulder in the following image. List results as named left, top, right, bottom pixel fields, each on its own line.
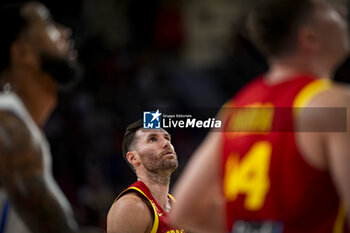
left=298, top=83, right=350, bottom=129
left=295, top=82, right=350, bottom=170
left=306, top=83, right=350, bottom=107
left=107, top=192, right=153, bottom=233
left=108, top=192, right=152, bottom=216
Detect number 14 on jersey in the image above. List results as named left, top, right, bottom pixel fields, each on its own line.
left=223, top=141, right=272, bottom=211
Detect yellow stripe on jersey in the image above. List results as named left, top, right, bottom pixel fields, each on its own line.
left=293, top=78, right=332, bottom=116
left=114, top=187, right=159, bottom=233
left=168, top=194, right=176, bottom=203
left=333, top=203, right=346, bottom=233
left=217, top=99, right=235, bottom=123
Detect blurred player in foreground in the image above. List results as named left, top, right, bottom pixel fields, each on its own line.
left=0, top=1, right=99, bottom=233
left=107, top=120, right=185, bottom=233
left=171, top=0, right=350, bottom=232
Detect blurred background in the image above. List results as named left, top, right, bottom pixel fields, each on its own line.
left=2, top=0, right=350, bottom=228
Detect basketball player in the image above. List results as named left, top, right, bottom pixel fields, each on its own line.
left=0, top=2, right=98, bottom=233
left=106, top=120, right=185, bottom=233
left=171, top=0, right=350, bottom=232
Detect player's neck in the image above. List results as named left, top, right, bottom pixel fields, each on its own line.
left=265, top=56, right=332, bottom=84
left=2, top=69, right=57, bottom=127
left=137, top=174, right=170, bottom=211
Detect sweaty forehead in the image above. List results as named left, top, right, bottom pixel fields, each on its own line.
left=21, top=2, right=51, bottom=23
left=134, top=128, right=170, bottom=140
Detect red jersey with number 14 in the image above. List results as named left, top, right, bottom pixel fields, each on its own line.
left=221, top=75, right=348, bottom=233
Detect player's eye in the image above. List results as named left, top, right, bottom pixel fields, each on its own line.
left=149, top=137, right=157, bottom=142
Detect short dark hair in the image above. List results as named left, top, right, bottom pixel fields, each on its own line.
left=122, top=119, right=143, bottom=169
left=0, top=2, right=30, bottom=73
left=247, top=0, right=313, bottom=57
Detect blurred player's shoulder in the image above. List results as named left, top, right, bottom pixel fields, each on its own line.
left=0, top=92, right=46, bottom=145
left=303, top=80, right=350, bottom=108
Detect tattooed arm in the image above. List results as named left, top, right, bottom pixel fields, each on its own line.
left=0, top=111, right=81, bottom=233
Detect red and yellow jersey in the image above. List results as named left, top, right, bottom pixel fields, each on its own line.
left=221, top=75, right=348, bottom=233
left=112, top=181, right=185, bottom=233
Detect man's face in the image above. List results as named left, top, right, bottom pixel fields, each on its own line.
left=19, top=2, right=80, bottom=87
left=133, top=128, right=178, bottom=174
left=309, top=0, right=350, bottom=63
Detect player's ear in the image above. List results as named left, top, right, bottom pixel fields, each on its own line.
left=298, top=25, right=320, bottom=52
left=126, top=151, right=141, bottom=167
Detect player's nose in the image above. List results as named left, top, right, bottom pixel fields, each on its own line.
left=162, top=138, right=171, bottom=149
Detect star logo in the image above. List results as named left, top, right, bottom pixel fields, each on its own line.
left=151, top=109, right=161, bottom=122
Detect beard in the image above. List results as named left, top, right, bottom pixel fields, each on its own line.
left=40, top=52, right=83, bottom=91
left=140, top=150, right=178, bottom=174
